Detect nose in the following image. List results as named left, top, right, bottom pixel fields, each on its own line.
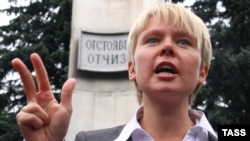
left=159, top=39, right=175, bottom=57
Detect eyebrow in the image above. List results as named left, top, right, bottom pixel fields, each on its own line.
left=140, top=26, right=194, bottom=39
left=139, top=28, right=163, bottom=39
left=137, top=26, right=197, bottom=48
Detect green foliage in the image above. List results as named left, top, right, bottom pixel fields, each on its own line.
left=0, top=0, right=72, bottom=140
left=0, top=112, right=22, bottom=141
left=1, top=0, right=250, bottom=139
left=191, top=0, right=250, bottom=130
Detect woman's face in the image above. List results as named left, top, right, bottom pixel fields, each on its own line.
left=128, top=19, right=208, bottom=103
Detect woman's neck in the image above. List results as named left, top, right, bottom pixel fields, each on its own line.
left=139, top=98, right=194, bottom=141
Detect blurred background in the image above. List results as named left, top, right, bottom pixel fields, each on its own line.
left=0, top=0, right=250, bottom=140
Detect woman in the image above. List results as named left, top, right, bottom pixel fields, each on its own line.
left=12, top=3, right=217, bottom=141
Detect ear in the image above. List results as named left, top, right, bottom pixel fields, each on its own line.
left=198, top=65, right=209, bottom=85
left=128, top=61, right=136, bottom=81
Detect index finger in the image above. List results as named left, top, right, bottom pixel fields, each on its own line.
left=11, top=58, right=37, bottom=103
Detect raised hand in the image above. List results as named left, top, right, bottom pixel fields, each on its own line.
left=12, top=53, right=76, bottom=141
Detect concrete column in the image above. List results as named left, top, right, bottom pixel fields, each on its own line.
left=66, top=0, right=164, bottom=140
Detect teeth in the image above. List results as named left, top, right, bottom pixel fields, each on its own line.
left=156, top=65, right=176, bottom=74
left=161, top=65, right=173, bottom=69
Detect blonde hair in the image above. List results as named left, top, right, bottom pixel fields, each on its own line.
left=127, top=3, right=212, bottom=105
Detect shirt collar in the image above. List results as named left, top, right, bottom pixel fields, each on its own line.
left=114, top=106, right=217, bottom=141
left=114, top=106, right=143, bottom=141
left=188, top=109, right=218, bottom=138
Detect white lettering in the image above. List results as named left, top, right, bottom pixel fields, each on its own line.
left=222, top=128, right=247, bottom=136
left=222, top=129, right=228, bottom=136
left=240, top=129, right=246, bottom=136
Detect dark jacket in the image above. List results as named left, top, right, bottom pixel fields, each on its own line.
left=74, top=125, right=217, bottom=141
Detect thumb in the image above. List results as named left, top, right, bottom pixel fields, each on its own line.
left=60, top=78, right=76, bottom=113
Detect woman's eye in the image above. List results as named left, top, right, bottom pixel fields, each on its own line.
left=145, top=37, right=160, bottom=45
left=177, top=39, right=192, bottom=47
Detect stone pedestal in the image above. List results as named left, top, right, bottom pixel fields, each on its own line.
left=65, top=0, right=164, bottom=140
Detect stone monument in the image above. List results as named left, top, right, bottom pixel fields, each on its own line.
left=65, top=0, right=164, bottom=140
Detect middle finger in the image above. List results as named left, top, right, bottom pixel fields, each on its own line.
left=30, top=53, right=51, bottom=92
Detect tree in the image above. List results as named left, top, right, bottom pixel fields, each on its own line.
left=2, top=0, right=249, bottom=140
left=190, top=0, right=250, bottom=130
left=0, top=0, right=72, bottom=140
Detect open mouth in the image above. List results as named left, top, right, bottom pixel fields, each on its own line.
left=155, top=65, right=177, bottom=74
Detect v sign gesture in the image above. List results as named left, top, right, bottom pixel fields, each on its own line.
left=12, top=53, right=76, bottom=141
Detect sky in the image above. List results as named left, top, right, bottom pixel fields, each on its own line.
left=0, top=0, right=196, bottom=83
left=0, top=0, right=195, bottom=26
left=0, top=0, right=30, bottom=26
left=0, top=1, right=11, bottom=26
left=0, top=0, right=198, bottom=95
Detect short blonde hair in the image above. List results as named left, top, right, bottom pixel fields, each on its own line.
left=127, top=3, right=212, bottom=105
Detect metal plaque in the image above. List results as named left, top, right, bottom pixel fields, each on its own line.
left=77, top=31, right=128, bottom=72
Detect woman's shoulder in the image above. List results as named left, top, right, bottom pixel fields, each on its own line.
left=75, top=124, right=125, bottom=141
